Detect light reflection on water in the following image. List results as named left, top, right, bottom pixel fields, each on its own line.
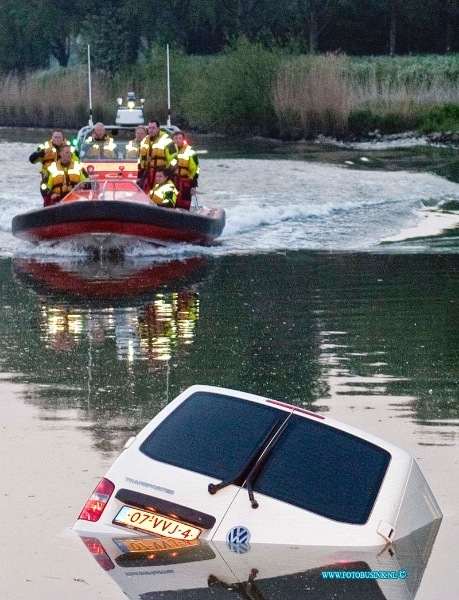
left=38, top=294, right=199, bottom=364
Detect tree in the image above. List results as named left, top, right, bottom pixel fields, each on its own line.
left=30, top=0, right=84, bottom=67
left=0, top=2, right=49, bottom=71
left=80, top=3, right=129, bottom=73
left=389, top=0, right=397, bottom=56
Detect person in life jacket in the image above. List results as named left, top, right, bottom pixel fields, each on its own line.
left=137, top=120, right=177, bottom=193
left=29, top=129, right=78, bottom=176
left=41, top=145, right=89, bottom=206
left=83, top=122, right=117, bottom=159
left=125, top=126, right=147, bottom=159
left=170, top=131, right=200, bottom=210
left=148, top=168, right=178, bottom=208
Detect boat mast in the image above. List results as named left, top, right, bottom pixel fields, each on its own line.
left=166, top=44, right=171, bottom=127
left=88, top=45, right=93, bottom=127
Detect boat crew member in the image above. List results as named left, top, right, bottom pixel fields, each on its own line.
left=148, top=168, right=178, bottom=208
left=41, top=145, right=89, bottom=206
left=125, top=126, right=147, bottom=159
left=29, top=129, right=78, bottom=176
left=170, top=131, right=200, bottom=210
left=137, top=120, right=177, bottom=193
left=84, top=122, right=117, bottom=159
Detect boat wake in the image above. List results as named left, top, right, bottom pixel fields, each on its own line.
left=3, top=148, right=459, bottom=256
left=381, top=198, right=459, bottom=249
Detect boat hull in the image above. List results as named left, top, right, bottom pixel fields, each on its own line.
left=12, top=200, right=225, bottom=246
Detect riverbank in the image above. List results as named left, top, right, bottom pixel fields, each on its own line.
left=3, top=49, right=459, bottom=139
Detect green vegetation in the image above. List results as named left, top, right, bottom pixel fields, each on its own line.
left=3, top=48, right=459, bottom=139
left=417, top=104, right=459, bottom=134
left=183, top=40, right=280, bottom=134
left=3, top=0, right=459, bottom=72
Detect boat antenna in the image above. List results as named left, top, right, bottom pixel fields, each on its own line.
left=87, top=45, right=93, bottom=127
left=166, top=361, right=170, bottom=405
left=87, top=315, right=93, bottom=411
left=166, top=44, right=171, bottom=127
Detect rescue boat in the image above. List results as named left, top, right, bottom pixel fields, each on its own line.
left=11, top=179, right=226, bottom=248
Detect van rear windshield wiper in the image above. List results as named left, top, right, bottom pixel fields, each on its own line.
left=246, top=415, right=291, bottom=508
left=208, top=417, right=288, bottom=496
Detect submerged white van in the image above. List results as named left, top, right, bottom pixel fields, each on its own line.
left=74, top=385, right=442, bottom=548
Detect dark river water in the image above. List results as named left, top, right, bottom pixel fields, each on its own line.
left=1, top=134, right=459, bottom=599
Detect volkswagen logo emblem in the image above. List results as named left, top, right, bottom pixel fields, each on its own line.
left=226, top=526, right=251, bottom=553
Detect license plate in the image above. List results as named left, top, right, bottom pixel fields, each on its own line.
left=113, top=506, right=202, bottom=541
left=115, top=537, right=200, bottom=554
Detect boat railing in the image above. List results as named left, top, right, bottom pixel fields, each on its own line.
left=70, top=179, right=142, bottom=202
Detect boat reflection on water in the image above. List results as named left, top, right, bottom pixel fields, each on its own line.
left=77, top=518, right=440, bottom=600
left=12, top=255, right=210, bottom=302
left=12, top=254, right=211, bottom=375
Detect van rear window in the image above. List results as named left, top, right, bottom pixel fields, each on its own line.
left=140, top=392, right=390, bottom=525
left=253, top=414, right=391, bottom=524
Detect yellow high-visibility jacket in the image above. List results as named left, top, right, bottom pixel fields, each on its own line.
left=29, top=139, right=78, bottom=174
left=125, top=139, right=140, bottom=159
left=41, top=160, right=88, bottom=199
left=148, top=180, right=178, bottom=208
left=84, top=135, right=117, bottom=159
left=138, top=132, right=177, bottom=174
left=170, top=142, right=200, bottom=186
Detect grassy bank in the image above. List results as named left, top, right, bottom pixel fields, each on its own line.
left=3, top=43, right=459, bottom=139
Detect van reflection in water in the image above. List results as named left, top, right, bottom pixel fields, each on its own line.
left=78, top=519, right=440, bottom=600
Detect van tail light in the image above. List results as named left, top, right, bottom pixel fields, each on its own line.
left=78, top=478, right=115, bottom=522
left=81, top=537, right=115, bottom=571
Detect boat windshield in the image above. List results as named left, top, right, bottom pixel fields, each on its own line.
left=77, top=125, right=178, bottom=162
left=79, top=139, right=138, bottom=162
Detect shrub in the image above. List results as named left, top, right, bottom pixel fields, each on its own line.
left=183, top=38, right=280, bottom=135
left=347, top=107, right=422, bottom=136
left=347, top=109, right=378, bottom=136
left=4, top=48, right=459, bottom=137
left=419, top=103, right=459, bottom=133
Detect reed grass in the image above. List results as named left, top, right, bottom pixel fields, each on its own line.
left=274, top=54, right=459, bottom=138
left=3, top=49, right=459, bottom=138
left=0, top=68, right=109, bottom=128
left=273, top=54, right=348, bottom=139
